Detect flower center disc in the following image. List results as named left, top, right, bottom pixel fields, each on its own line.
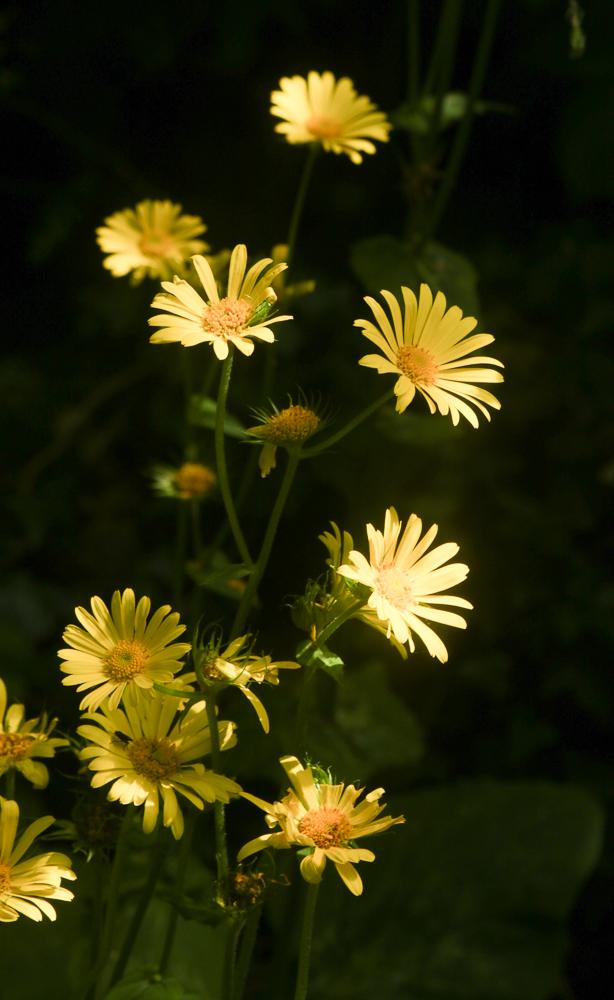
left=202, top=298, right=253, bottom=338
left=0, top=862, right=12, bottom=894
left=105, top=640, right=150, bottom=682
left=174, top=462, right=216, bottom=499
left=0, top=732, right=35, bottom=761
left=127, top=737, right=179, bottom=782
left=139, top=233, right=174, bottom=259
left=263, top=406, right=320, bottom=444
left=376, top=565, right=415, bottom=611
left=306, top=115, right=343, bottom=140
left=396, top=345, right=438, bottom=385
left=298, top=807, right=352, bottom=849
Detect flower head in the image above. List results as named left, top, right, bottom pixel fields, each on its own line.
left=152, top=461, right=217, bottom=501
left=338, top=507, right=472, bottom=662
left=356, top=284, right=504, bottom=427
left=0, top=797, right=76, bottom=922
left=96, top=200, right=208, bottom=283
left=238, top=756, right=404, bottom=896
left=59, top=589, right=191, bottom=712
left=78, top=688, right=241, bottom=839
left=247, top=397, right=322, bottom=477
left=197, top=634, right=299, bottom=733
left=0, top=679, right=68, bottom=790
left=271, top=72, right=391, bottom=164
left=149, top=244, right=293, bottom=359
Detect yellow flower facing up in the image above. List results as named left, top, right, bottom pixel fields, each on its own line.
left=271, top=71, right=391, bottom=164
left=238, top=756, right=404, bottom=896
left=199, top=634, right=299, bottom=733
left=148, top=244, right=293, bottom=359
left=247, top=400, right=322, bottom=478
left=338, top=507, right=472, bottom=662
left=0, top=797, right=76, bottom=922
left=152, top=461, right=217, bottom=501
left=356, top=284, right=504, bottom=427
left=78, top=688, right=241, bottom=839
left=0, top=679, right=68, bottom=790
left=96, top=200, right=209, bottom=283
left=59, top=589, right=191, bottom=712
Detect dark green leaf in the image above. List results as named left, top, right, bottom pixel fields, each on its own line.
left=188, top=394, right=245, bottom=438
left=296, top=639, right=344, bottom=682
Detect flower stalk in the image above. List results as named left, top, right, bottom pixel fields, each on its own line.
left=293, top=882, right=320, bottom=1000
left=215, top=349, right=253, bottom=568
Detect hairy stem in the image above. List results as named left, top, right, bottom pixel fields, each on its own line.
left=293, top=882, right=320, bottom=1000
left=205, top=690, right=230, bottom=900
left=215, top=349, right=253, bottom=568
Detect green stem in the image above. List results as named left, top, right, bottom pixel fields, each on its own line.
left=420, top=0, right=501, bottom=244
left=430, top=0, right=463, bottom=133
left=205, top=690, right=230, bottom=900
left=215, top=350, right=253, bottom=568
left=234, top=905, right=262, bottom=1000
left=174, top=502, right=188, bottom=608
left=224, top=917, right=242, bottom=1000
left=286, top=144, right=318, bottom=271
left=159, top=815, right=194, bottom=975
left=293, top=882, right=320, bottom=1000
left=231, top=450, right=300, bottom=637
left=423, top=0, right=458, bottom=96
left=314, top=597, right=366, bottom=648
left=302, top=390, right=393, bottom=458
left=91, top=810, right=132, bottom=1000
left=190, top=499, right=203, bottom=559
left=110, top=832, right=168, bottom=987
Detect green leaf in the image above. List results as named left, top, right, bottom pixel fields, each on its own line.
left=351, top=235, right=479, bottom=315
left=296, top=639, right=344, bottom=682
left=310, top=781, right=604, bottom=1000
left=187, top=550, right=249, bottom=600
left=188, top=394, right=245, bottom=438
left=105, top=970, right=202, bottom=999
left=391, top=92, right=514, bottom=135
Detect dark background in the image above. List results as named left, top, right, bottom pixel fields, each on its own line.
left=2, top=1, right=613, bottom=998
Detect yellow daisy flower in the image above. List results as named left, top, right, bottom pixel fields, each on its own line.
left=247, top=400, right=322, bottom=478
left=270, top=71, right=391, bottom=164
left=148, top=244, right=293, bottom=359
left=356, top=284, right=504, bottom=427
left=152, top=461, right=217, bottom=501
left=78, top=689, right=241, bottom=840
left=0, top=679, right=68, bottom=790
left=238, top=756, right=404, bottom=896
left=96, top=199, right=209, bottom=282
left=0, top=797, right=76, bottom=922
left=337, top=507, right=472, bottom=662
left=198, top=634, right=299, bottom=733
left=59, top=589, right=191, bottom=712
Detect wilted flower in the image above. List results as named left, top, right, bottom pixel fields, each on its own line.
left=337, top=507, right=472, bottom=662
left=78, top=688, right=240, bottom=839
left=356, top=284, right=504, bottom=427
left=238, top=756, right=404, bottom=896
left=0, top=797, right=76, bottom=922
left=247, top=398, right=322, bottom=477
left=96, top=200, right=208, bottom=283
left=59, top=588, right=191, bottom=712
left=0, top=679, right=68, bottom=790
left=149, top=244, right=293, bottom=359
left=271, top=72, right=391, bottom=164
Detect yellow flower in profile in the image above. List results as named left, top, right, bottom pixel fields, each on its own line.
left=247, top=399, right=322, bottom=477
left=199, top=634, right=299, bottom=733
left=148, top=244, right=293, bottom=359
left=0, top=797, right=76, bottom=922
left=337, top=507, right=472, bottom=662
left=96, top=200, right=208, bottom=282
left=271, top=72, right=391, bottom=164
left=78, top=689, right=241, bottom=839
left=356, top=284, right=504, bottom=427
left=0, top=679, right=68, bottom=790
left=238, top=756, right=404, bottom=896
left=152, top=461, right=217, bottom=501
left=59, top=589, right=191, bottom=712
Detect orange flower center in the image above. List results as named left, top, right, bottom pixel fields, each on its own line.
left=396, top=345, right=438, bottom=385
left=202, top=297, right=253, bottom=338
left=126, top=737, right=179, bottom=782
left=298, top=807, right=352, bottom=849
left=255, top=405, right=320, bottom=445
left=139, top=232, right=174, bottom=259
left=376, top=565, right=415, bottom=611
left=174, top=462, right=216, bottom=499
left=0, top=862, right=12, bottom=894
left=306, top=115, right=343, bottom=140
left=0, top=732, right=35, bottom=761
left=104, top=640, right=150, bottom=682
